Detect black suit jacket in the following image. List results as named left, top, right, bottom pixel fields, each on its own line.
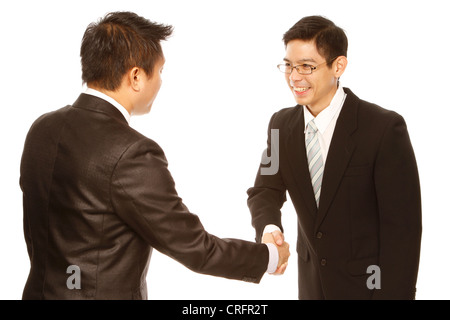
left=248, top=88, right=422, bottom=299
left=20, top=93, right=269, bottom=299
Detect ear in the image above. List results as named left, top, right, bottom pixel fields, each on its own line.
left=334, top=56, right=348, bottom=78
left=128, top=67, right=142, bottom=92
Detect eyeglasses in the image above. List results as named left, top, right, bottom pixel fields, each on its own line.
left=277, top=58, right=337, bottom=75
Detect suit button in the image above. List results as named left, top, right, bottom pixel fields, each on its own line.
left=321, top=259, right=327, bottom=266
left=316, top=232, right=323, bottom=239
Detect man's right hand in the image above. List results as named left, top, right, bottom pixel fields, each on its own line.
left=263, top=230, right=290, bottom=275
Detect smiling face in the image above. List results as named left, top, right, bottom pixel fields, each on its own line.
left=284, top=39, right=347, bottom=116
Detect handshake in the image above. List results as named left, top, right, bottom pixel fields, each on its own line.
left=263, top=230, right=290, bottom=275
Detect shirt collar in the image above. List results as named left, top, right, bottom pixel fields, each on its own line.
left=84, top=87, right=131, bottom=124
left=303, top=83, right=347, bottom=134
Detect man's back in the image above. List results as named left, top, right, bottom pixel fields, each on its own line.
left=20, top=94, right=153, bottom=299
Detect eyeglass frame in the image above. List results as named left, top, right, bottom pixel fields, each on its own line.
left=277, top=57, right=338, bottom=75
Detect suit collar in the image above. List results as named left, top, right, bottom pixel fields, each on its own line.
left=71, top=93, right=129, bottom=126
left=335, top=87, right=359, bottom=135
left=314, top=87, right=359, bottom=230
left=84, top=88, right=131, bottom=124
left=285, top=107, right=319, bottom=218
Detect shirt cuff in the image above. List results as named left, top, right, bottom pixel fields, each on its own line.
left=265, top=243, right=279, bottom=274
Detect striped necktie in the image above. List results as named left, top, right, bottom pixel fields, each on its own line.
left=305, top=120, right=324, bottom=207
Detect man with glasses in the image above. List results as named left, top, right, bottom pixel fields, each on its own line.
left=247, top=16, right=422, bottom=299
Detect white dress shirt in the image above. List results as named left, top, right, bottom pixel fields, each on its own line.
left=84, top=87, right=131, bottom=124
left=262, top=84, right=347, bottom=243
left=83, top=87, right=279, bottom=274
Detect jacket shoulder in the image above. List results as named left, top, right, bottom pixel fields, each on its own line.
left=269, top=105, right=301, bottom=126
left=343, top=87, right=402, bottom=120
left=29, top=103, right=165, bottom=163
left=28, top=105, right=71, bottom=129
left=359, top=98, right=401, bottom=119
left=356, top=99, right=407, bottom=139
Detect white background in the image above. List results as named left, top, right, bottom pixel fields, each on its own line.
left=1, top=0, right=449, bottom=300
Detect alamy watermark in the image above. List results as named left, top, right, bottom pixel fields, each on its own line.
left=366, top=265, right=381, bottom=290
left=66, top=265, right=81, bottom=289
left=260, top=129, right=279, bottom=176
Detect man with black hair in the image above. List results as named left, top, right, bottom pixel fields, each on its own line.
left=20, top=11, right=290, bottom=300
left=248, top=15, right=421, bottom=299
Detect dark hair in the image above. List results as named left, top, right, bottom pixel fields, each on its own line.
left=283, top=16, right=348, bottom=66
left=80, top=11, right=173, bottom=91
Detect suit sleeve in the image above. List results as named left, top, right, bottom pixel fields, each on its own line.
left=373, top=114, right=422, bottom=299
left=247, top=112, right=287, bottom=243
left=110, top=138, right=269, bottom=283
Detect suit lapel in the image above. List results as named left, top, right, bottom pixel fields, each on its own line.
left=285, top=106, right=318, bottom=218
left=314, top=88, right=359, bottom=232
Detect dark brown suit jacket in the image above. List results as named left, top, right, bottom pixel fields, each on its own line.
left=248, top=88, right=422, bottom=299
left=20, top=93, right=268, bottom=299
